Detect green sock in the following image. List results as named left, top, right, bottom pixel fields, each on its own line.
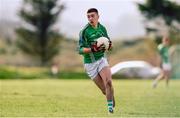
left=107, top=100, right=113, bottom=111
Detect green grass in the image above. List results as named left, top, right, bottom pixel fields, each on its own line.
left=0, top=79, right=180, bottom=117
left=0, top=66, right=89, bottom=79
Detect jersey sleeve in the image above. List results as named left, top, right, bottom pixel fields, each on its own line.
left=158, top=44, right=163, bottom=55
left=77, top=30, right=86, bottom=55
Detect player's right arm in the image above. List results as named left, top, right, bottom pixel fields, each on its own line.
left=78, top=30, right=92, bottom=54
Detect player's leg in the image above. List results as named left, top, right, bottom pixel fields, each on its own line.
left=153, top=70, right=165, bottom=88
left=93, top=74, right=115, bottom=108
left=84, top=58, right=115, bottom=114
left=99, top=66, right=114, bottom=113
left=164, top=70, right=171, bottom=87
left=93, top=74, right=106, bottom=95
left=165, top=64, right=172, bottom=87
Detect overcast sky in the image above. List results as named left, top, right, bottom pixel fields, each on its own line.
left=0, top=0, right=147, bottom=39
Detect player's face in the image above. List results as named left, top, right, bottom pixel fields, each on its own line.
left=87, top=12, right=99, bottom=27
left=163, top=37, right=170, bottom=45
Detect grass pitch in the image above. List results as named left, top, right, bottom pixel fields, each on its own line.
left=0, top=79, right=180, bottom=117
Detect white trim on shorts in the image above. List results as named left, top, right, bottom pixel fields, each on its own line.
left=84, top=57, right=109, bottom=80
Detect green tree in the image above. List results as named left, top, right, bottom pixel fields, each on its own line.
left=16, top=0, right=65, bottom=66
left=137, top=0, right=180, bottom=44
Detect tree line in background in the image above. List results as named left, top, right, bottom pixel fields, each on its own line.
left=137, top=0, right=180, bottom=44
left=16, top=0, right=65, bottom=66
left=14, top=0, right=180, bottom=66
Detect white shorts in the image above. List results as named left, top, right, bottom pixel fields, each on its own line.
left=162, top=63, right=171, bottom=71
left=84, top=57, right=109, bottom=80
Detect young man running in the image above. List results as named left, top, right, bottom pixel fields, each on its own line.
left=153, top=36, right=172, bottom=88
left=78, top=8, right=115, bottom=114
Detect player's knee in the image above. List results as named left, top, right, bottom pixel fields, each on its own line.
left=106, top=79, right=112, bottom=88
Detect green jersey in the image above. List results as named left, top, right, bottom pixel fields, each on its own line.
left=78, top=23, right=110, bottom=63
left=158, top=44, right=170, bottom=63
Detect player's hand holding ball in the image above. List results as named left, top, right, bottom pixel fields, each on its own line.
left=96, top=37, right=112, bottom=51
left=91, top=41, right=105, bottom=52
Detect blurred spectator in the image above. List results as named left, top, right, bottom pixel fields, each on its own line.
left=51, top=63, right=59, bottom=77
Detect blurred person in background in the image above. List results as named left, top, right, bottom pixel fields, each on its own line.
left=153, top=36, right=174, bottom=88
left=51, top=62, right=59, bottom=77
left=77, top=8, right=115, bottom=114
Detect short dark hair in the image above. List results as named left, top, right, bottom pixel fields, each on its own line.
left=87, top=8, right=98, bottom=14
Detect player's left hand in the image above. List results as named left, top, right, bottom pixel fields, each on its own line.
left=108, top=40, right=112, bottom=51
